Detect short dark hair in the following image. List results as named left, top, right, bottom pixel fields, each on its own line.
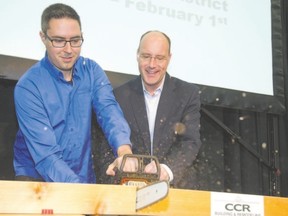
left=137, top=30, right=171, bottom=53
left=41, top=3, right=81, bottom=34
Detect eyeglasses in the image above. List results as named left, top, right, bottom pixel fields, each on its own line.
left=45, top=34, right=84, bottom=48
left=139, top=53, right=167, bottom=64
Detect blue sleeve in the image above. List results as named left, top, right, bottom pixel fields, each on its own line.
left=14, top=84, right=82, bottom=183
left=90, top=63, right=132, bottom=156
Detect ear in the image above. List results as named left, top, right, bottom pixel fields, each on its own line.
left=39, top=31, right=46, bottom=43
left=166, top=53, right=172, bottom=64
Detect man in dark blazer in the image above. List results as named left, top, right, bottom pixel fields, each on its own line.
left=111, top=30, right=202, bottom=188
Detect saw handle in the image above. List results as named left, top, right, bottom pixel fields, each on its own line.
left=119, top=154, right=161, bottom=175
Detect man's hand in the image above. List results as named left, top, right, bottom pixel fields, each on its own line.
left=144, top=161, right=170, bottom=181
left=106, top=144, right=138, bottom=176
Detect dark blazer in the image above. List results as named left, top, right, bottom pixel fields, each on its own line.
left=113, top=73, right=202, bottom=189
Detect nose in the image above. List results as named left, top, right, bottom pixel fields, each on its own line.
left=63, top=41, right=73, bottom=52
left=148, top=57, right=157, bottom=67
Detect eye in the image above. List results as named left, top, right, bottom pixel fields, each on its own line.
left=53, top=39, right=66, bottom=44
left=54, top=39, right=65, bottom=43
left=70, top=38, right=83, bottom=46
left=141, top=54, right=151, bottom=59
left=155, top=56, right=166, bottom=61
left=71, top=39, right=81, bottom=43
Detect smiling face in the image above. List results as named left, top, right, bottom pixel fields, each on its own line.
left=137, top=31, right=171, bottom=94
left=40, top=18, right=82, bottom=76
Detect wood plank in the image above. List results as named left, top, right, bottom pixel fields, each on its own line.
left=264, top=195, right=288, bottom=216
left=1, top=181, right=288, bottom=215
left=0, top=180, right=136, bottom=215
left=0, top=215, right=82, bottom=216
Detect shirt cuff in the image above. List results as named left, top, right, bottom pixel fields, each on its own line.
left=160, top=164, right=174, bottom=182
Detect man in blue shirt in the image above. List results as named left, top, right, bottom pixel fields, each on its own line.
left=13, top=3, right=134, bottom=183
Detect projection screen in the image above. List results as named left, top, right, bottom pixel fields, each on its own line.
left=0, top=0, right=273, bottom=96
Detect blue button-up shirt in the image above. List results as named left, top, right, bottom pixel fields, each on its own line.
left=13, top=53, right=131, bottom=183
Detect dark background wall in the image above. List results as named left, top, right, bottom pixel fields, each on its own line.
left=1, top=0, right=288, bottom=198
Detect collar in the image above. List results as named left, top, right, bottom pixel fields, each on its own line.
left=142, top=74, right=166, bottom=96
left=43, top=51, right=81, bottom=81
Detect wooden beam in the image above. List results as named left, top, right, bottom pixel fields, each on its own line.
left=1, top=180, right=288, bottom=215
left=0, top=180, right=136, bottom=215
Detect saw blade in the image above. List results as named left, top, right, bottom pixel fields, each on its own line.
left=136, top=180, right=169, bottom=210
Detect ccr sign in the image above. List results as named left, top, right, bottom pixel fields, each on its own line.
left=225, top=203, right=250, bottom=212
left=211, top=192, right=264, bottom=216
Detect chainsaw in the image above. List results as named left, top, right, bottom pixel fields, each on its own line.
left=115, top=154, right=169, bottom=210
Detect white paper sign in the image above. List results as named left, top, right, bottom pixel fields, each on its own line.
left=211, top=192, right=264, bottom=216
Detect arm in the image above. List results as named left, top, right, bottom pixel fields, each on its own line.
left=91, top=64, right=132, bottom=155
left=90, top=64, right=135, bottom=174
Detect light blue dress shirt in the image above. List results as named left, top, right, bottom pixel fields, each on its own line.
left=143, top=85, right=162, bottom=155
left=142, top=76, right=173, bottom=181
